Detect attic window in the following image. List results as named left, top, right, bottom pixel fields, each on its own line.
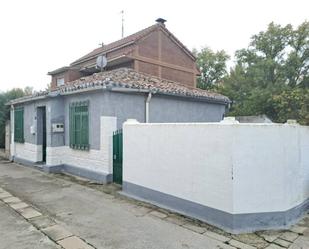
left=56, top=77, right=65, bottom=86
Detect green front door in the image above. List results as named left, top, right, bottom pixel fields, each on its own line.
left=113, top=129, right=123, bottom=184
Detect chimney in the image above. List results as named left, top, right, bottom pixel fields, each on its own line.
left=156, top=18, right=166, bottom=26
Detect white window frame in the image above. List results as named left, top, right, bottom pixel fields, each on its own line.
left=56, top=77, right=65, bottom=86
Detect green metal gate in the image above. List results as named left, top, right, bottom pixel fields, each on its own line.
left=113, top=129, right=123, bottom=184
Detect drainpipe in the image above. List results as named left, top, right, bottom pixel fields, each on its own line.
left=110, top=87, right=153, bottom=123
left=145, top=92, right=152, bottom=123
left=10, top=104, right=15, bottom=161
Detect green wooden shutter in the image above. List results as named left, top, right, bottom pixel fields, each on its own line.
left=14, top=107, right=24, bottom=143
left=69, top=101, right=89, bottom=150
left=69, top=104, right=74, bottom=147
left=75, top=112, right=81, bottom=148
left=81, top=108, right=89, bottom=150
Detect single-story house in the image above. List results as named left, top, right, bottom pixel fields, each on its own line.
left=8, top=19, right=230, bottom=183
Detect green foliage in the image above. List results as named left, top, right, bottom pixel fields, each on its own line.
left=193, top=47, right=230, bottom=89
left=0, top=88, right=31, bottom=148
left=196, top=21, right=309, bottom=125
left=234, top=22, right=309, bottom=87
left=272, top=88, right=309, bottom=125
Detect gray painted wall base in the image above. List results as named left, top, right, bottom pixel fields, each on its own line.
left=14, top=157, right=37, bottom=167
left=63, top=164, right=112, bottom=184
left=43, top=164, right=112, bottom=184
left=13, top=157, right=112, bottom=184
left=42, top=164, right=63, bottom=173
left=13, top=157, right=44, bottom=171
left=122, top=181, right=309, bottom=234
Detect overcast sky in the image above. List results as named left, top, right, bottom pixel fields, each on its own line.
left=0, top=0, right=308, bottom=91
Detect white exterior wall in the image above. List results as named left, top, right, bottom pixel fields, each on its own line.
left=46, top=116, right=116, bottom=174
left=14, top=143, right=42, bottom=162
left=124, top=122, right=234, bottom=213
left=123, top=121, right=309, bottom=215
left=300, top=126, right=309, bottom=201
left=10, top=108, right=15, bottom=159
left=10, top=103, right=45, bottom=162
left=232, top=124, right=309, bottom=213
left=5, top=121, right=10, bottom=158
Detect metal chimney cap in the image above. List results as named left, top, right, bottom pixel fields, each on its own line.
left=156, top=18, right=166, bottom=25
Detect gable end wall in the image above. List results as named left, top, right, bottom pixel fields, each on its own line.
left=135, top=29, right=197, bottom=87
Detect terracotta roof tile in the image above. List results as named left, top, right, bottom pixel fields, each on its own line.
left=9, top=68, right=229, bottom=105
left=58, top=68, right=230, bottom=104
left=71, top=24, right=160, bottom=65
left=71, top=23, right=196, bottom=66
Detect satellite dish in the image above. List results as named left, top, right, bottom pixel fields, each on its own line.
left=96, top=55, right=107, bottom=70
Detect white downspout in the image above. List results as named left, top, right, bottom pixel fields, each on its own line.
left=145, top=92, right=152, bottom=123
left=10, top=105, right=15, bottom=161
left=110, top=87, right=153, bottom=123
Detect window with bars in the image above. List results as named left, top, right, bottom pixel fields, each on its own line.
left=69, top=101, right=89, bottom=150
left=14, top=107, right=24, bottom=143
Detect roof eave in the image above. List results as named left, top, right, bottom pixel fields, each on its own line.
left=7, top=95, right=48, bottom=106
left=153, top=91, right=230, bottom=105
left=105, top=85, right=230, bottom=105
left=8, top=85, right=229, bottom=106
left=70, top=41, right=136, bottom=66
left=47, top=66, right=70, bottom=75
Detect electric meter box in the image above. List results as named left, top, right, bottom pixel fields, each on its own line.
left=52, top=123, right=64, bottom=133
left=30, top=125, right=36, bottom=135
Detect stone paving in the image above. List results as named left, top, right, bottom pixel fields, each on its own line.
left=0, top=187, right=95, bottom=249
left=67, top=175, right=309, bottom=249
left=0, top=156, right=308, bottom=249
left=0, top=202, right=59, bottom=249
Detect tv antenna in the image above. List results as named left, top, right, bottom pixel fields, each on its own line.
left=120, top=10, right=124, bottom=38
left=96, top=55, right=107, bottom=72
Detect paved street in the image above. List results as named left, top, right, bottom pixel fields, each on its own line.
left=0, top=201, right=59, bottom=249
left=0, top=156, right=308, bottom=249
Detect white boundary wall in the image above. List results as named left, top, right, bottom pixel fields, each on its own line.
left=123, top=120, right=309, bottom=227
left=232, top=123, right=309, bottom=213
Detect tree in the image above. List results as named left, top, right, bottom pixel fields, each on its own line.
left=217, top=21, right=309, bottom=124
left=234, top=21, right=308, bottom=88
left=23, top=86, right=34, bottom=96
left=285, top=21, right=309, bottom=87
left=272, top=88, right=309, bottom=125
left=194, top=47, right=230, bottom=89
left=235, top=22, right=291, bottom=87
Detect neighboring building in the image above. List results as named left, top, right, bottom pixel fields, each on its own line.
left=8, top=20, right=230, bottom=183
left=236, top=115, right=272, bottom=123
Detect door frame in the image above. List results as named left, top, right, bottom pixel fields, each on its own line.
left=113, top=129, right=123, bottom=184
left=37, top=106, right=47, bottom=163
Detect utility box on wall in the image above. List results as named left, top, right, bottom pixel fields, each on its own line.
left=52, top=123, right=64, bottom=133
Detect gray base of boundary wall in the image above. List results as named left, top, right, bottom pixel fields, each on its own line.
left=13, top=157, right=112, bottom=184
left=122, top=181, right=309, bottom=234
left=43, top=164, right=112, bottom=184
